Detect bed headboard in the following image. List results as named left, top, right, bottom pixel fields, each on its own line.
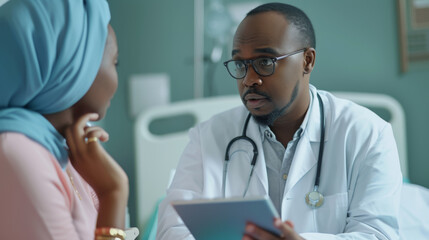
left=134, top=96, right=242, bottom=230
left=134, top=92, right=408, bottom=231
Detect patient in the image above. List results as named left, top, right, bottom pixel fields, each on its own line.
left=0, top=0, right=129, bottom=239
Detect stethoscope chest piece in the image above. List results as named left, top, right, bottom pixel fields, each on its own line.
left=305, top=190, right=324, bottom=208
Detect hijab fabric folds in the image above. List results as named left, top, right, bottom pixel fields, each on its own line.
left=0, top=0, right=111, bottom=168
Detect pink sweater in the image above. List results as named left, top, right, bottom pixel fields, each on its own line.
left=0, top=132, right=99, bottom=239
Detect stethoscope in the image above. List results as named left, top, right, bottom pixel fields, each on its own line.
left=222, top=93, right=325, bottom=209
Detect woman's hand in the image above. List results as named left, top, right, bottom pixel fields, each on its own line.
left=65, top=113, right=128, bottom=196
left=242, top=218, right=304, bottom=240
left=65, top=113, right=128, bottom=228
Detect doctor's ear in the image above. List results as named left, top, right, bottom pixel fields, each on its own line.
left=303, top=60, right=309, bottom=74
left=303, top=48, right=316, bottom=74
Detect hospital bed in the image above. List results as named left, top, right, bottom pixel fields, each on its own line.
left=134, top=92, right=429, bottom=240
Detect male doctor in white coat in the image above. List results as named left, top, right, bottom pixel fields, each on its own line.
left=157, top=2, right=402, bottom=240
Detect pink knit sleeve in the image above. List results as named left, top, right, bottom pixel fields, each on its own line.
left=0, top=133, right=98, bottom=240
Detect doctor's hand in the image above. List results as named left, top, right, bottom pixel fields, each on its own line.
left=242, top=218, right=304, bottom=240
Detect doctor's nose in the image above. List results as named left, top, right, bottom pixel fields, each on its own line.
left=242, top=66, right=263, bottom=87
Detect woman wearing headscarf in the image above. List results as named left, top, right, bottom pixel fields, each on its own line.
left=0, top=0, right=129, bottom=239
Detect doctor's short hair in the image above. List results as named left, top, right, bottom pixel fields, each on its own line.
left=246, top=2, right=316, bottom=49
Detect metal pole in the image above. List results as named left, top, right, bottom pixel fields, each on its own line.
left=194, top=0, right=204, bottom=98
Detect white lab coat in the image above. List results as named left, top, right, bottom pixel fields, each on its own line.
left=157, top=85, right=402, bottom=240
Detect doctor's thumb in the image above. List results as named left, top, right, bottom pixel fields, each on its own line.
left=285, top=220, right=294, bottom=229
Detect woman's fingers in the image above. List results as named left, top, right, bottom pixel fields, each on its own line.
left=65, top=113, right=104, bottom=161
left=68, top=113, right=99, bottom=151
left=84, top=126, right=109, bottom=142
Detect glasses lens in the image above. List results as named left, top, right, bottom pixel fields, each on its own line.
left=226, top=61, right=246, bottom=79
left=254, top=58, right=274, bottom=76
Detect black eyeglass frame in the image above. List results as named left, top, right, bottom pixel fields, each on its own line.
left=223, top=48, right=307, bottom=79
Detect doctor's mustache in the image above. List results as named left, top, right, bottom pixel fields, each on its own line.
left=242, top=88, right=272, bottom=102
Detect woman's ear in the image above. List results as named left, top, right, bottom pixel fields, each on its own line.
left=303, top=48, right=316, bottom=74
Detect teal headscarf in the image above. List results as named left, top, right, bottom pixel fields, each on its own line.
left=0, top=0, right=111, bottom=168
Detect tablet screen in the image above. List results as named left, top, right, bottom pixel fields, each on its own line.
left=172, top=196, right=281, bottom=240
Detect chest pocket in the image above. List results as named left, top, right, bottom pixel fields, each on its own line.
left=315, top=192, right=348, bottom=233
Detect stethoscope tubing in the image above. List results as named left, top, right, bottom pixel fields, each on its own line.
left=222, top=114, right=257, bottom=198
left=222, top=93, right=325, bottom=207
left=314, top=93, right=325, bottom=187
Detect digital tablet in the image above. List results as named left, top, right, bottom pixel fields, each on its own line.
left=172, top=196, right=281, bottom=240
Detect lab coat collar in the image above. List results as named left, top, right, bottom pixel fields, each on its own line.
left=283, top=85, right=328, bottom=195
left=307, top=85, right=328, bottom=143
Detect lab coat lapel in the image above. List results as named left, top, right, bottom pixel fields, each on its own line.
left=284, top=87, right=325, bottom=195
left=283, top=134, right=317, bottom=195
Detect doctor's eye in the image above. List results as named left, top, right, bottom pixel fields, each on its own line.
left=256, top=58, right=274, bottom=67
left=234, top=61, right=246, bottom=70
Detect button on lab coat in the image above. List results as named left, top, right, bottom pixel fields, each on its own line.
left=157, top=85, right=402, bottom=240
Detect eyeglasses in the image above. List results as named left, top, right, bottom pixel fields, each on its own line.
left=223, top=48, right=306, bottom=79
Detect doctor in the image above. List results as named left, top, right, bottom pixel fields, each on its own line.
left=157, top=3, right=402, bottom=240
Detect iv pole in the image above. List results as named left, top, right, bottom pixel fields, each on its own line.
left=194, top=0, right=204, bottom=98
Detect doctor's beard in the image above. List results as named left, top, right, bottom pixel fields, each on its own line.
left=252, top=82, right=299, bottom=126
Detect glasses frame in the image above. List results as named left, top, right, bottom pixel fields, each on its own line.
left=223, top=48, right=307, bottom=79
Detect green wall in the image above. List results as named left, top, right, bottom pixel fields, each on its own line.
left=107, top=0, right=429, bottom=227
